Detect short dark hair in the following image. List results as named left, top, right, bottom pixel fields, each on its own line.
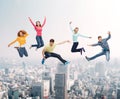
left=50, top=39, right=55, bottom=43
left=98, top=36, right=102, bottom=39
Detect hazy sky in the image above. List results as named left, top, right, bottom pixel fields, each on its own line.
left=0, top=0, right=120, bottom=61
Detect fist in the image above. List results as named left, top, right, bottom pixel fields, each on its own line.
left=108, top=31, right=110, bottom=34
left=69, top=21, right=72, bottom=24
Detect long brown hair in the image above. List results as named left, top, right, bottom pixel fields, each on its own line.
left=36, top=21, right=41, bottom=27
left=17, top=30, right=27, bottom=37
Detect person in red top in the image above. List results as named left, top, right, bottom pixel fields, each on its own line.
left=29, top=17, right=46, bottom=50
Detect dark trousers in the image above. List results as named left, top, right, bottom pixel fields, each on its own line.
left=44, top=52, right=67, bottom=64
left=71, top=42, right=82, bottom=52
left=17, top=47, right=28, bottom=57
left=32, top=36, right=44, bottom=48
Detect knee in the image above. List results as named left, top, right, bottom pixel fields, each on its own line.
left=57, top=54, right=61, bottom=58
left=41, top=44, right=44, bottom=47
left=71, top=48, right=75, bottom=52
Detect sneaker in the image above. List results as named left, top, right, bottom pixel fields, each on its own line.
left=85, top=56, right=90, bottom=61
left=80, top=49, right=82, bottom=55
left=64, top=61, right=70, bottom=66
left=41, top=58, right=45, bottom=64
left=82, top=47, right=85, bottom=52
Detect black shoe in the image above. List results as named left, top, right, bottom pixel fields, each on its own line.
left=85, top=56, right=90, bottom=61
left=82, top=47, right=85, bottom=52
left=80, top=49, right=82, bottom=55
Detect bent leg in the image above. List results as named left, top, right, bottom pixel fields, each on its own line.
left=17, top=48, right=23, bottom=57
left=31, top=36, right=39, bottom=48
left=23, top=47, right=28, bottom=57
left=39, top=36, right=44, bottom=47
left=105, top=51, right=110, bottom=61
left=45, top=52, right=67, bottom=64
left=88, top=51, right=105, bottom=61
left=71, top=42, right=81, bottom=52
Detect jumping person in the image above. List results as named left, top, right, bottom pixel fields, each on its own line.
left=69, top=21, right=91, bottom=55
left=28, top=17, right=46, bottom=50
left=8, top=30, right=29, bottom=58
left=85, top=31, right=111, bottom=61
left=42, top=39, right=70, bottom=65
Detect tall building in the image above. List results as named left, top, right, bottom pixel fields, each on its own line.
left=30, top=82, right=43, bottom=99
left=55, top=74, right=68, bottom=99
left=42, top=71, right=53, bottom=95
left=95, top=62, right=105, bottom=77
left=5, top=68, right=9, bottom=75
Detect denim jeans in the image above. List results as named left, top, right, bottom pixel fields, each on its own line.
left=17, top=47, right=28, bottom=57
left=71, top=42, right=82, bottom=52
left=44, top=52, right=67, bottom=64
left=88, top=50, right=110, bottom=61
left=32, top=36, right=44, bottom=48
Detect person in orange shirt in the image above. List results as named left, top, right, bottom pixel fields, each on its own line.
left=8, top=30, right=29, bottom=58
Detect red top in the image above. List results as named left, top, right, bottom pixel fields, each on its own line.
left=29, top=17, right=46, bottom=36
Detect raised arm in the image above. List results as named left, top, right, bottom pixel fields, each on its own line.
left=106, top=31, right=111, bottom=41
left=56, top=40, right=70, bottom=45
left=28, top=17, right=36, bottom=27
left=69, top=22, right=73, bottom=32
left=41, top=17, right=46, bottom=27
left=8, top=39, right=18, bottom=47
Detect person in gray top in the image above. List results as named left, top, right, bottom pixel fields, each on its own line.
left=85, top=31, right=111, bottom=61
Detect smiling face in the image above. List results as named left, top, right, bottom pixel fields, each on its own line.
left=17, top=31, right=24, bottom=37
left=49, top=39, right=55, bottom=46
left=98, top=36, right=102, bottom=42
left=36, top=21, right=41, bottom=27
left=74, top=27, right=79, bottom=34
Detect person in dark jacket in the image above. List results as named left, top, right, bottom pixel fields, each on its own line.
left=85, top=31, right=111, bottom=61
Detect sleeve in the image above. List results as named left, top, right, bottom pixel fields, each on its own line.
left=69, top=24, right=74, bottom=33
left=106, top=34, right=111, bottom=41
left=9, top=38, right=18, bottom=46
left=41, top=17, right=46, bottom=27
left=78, top=33, right=90, bottom=38
left=91, top=43, right=99, bottom=46
left=29, top=18, right=36, bottom=28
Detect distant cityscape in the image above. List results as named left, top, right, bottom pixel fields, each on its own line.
left=0, top=57, right=120, bottom=99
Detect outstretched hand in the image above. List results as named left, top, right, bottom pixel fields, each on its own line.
left=69, top=21, right=72, bottom=24
left=66, top=40, right=71, bottom=43
left=107, top=31, right=110, bottom=34
left=87, top=44, right=92, bottom=46
left=89, top=37, right=92, bottom=39
left=28, top=17, right=31, bottom=20
left=8, top=44, right=10, bottom=47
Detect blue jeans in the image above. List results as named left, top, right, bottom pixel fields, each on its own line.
left=44, top=52, right=67, bottom=64
left=17, top=47, right=28, bottom=57
left=88, top=50, right=110, bottom=61
left=32, top=36, right=44, bottom=48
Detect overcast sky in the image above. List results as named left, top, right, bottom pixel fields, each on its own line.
left=0, top=0, right=120, bottom=61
